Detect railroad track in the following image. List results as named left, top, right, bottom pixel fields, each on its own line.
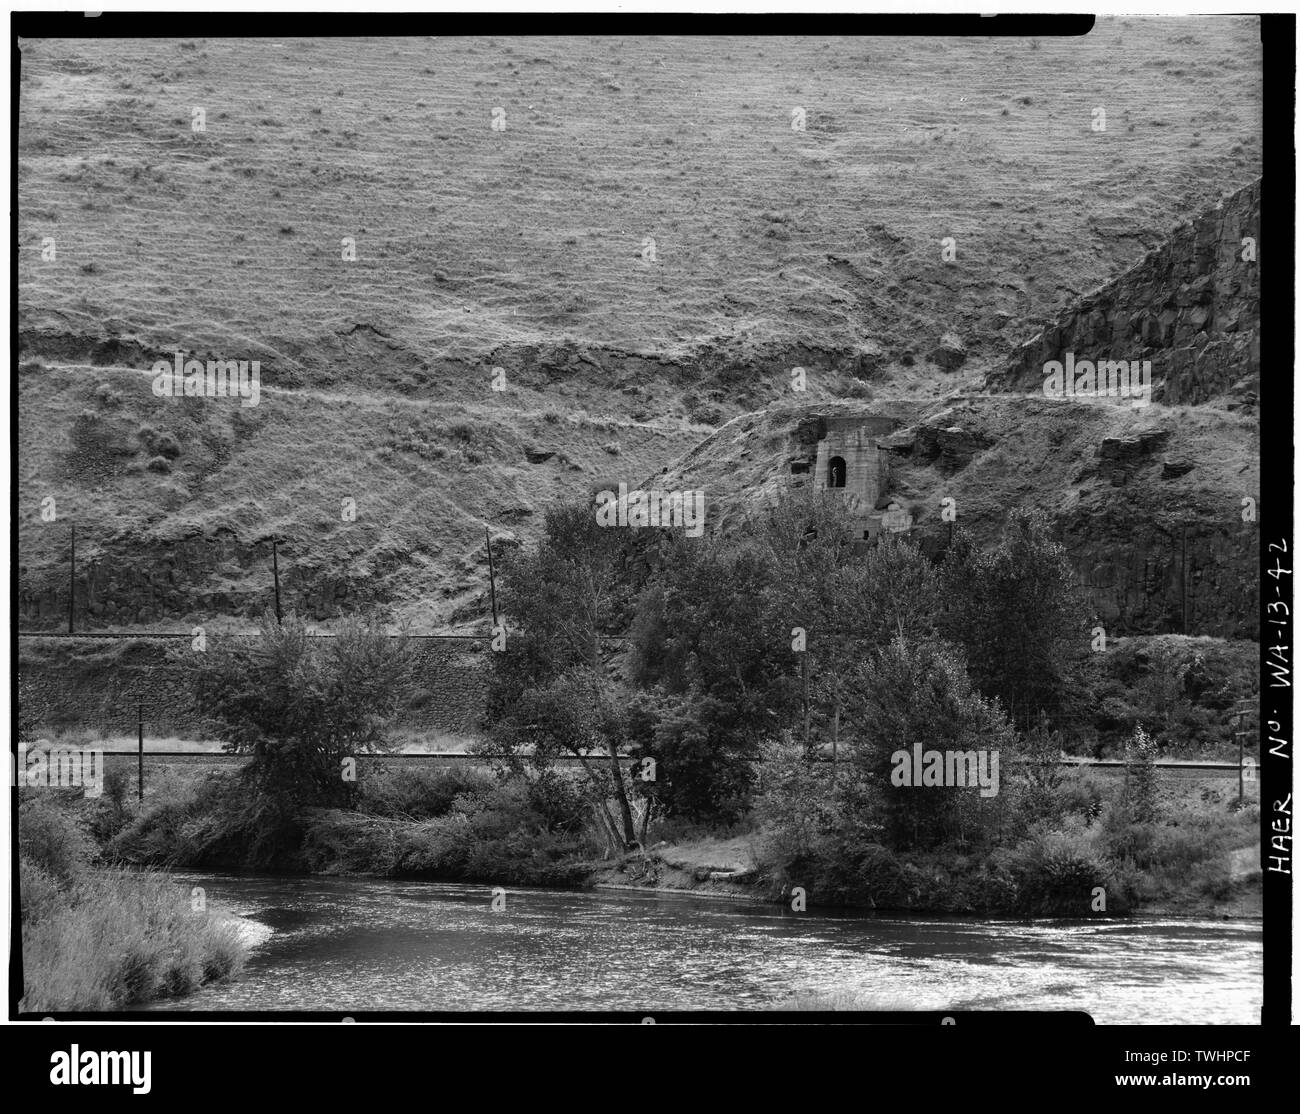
left=94, top=752, right=1250, bottom=777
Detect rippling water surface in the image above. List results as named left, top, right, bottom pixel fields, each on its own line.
left=142, top=873, right=1261, bottom=1023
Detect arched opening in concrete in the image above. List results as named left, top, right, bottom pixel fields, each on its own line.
left=827, top=456, right=847, bottom=488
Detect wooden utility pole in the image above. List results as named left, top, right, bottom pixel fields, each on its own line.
left=485, top=526, right=498, bottom=626
left=137, top=701, right=145, bottom=802
left=1181, top=526, right=1189, bottom=634
left=68, top=523, right=76, bottom=634
left=271, top=537, right=283, bottom=625
left=832, top=697, right=840, bottom=783
left=1234, top=706, right=1250, bottom=806
left=802, top=653, right=810, bottom=755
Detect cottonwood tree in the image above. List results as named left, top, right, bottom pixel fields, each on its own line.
left=625, top=498, right=944, bottom=822
left=627, top=534, right=799, bottom=822
left=494, top=667, right=640, bottom=851
left=940, top=507, right=1088, bottom=730
left=483, top=502, right=644, bottom=849
left=840, top=634, right=1016, bottom=850
left=752, top=494, right=942, bottom=759
left=807, top=532, right=942, bottom=754
left=193, top=610, right=414, bottom=860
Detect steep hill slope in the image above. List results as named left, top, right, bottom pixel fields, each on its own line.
left=17, top=21, right=1262, bottom=630
left=651, top=175, right=1261, bottom=640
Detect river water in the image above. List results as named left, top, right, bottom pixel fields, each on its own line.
left=143, top=872, right=1261, bottom=1023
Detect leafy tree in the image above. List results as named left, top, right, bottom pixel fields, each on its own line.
left=1018, top=710, right=1067, bottom=822
left=754, top=492, right=939, bottom=652
left=631, top=536, right=794, bottom=700
left=488, top=502, right=633, bottom=698
left=484, top=501, right=644, bottom=848
left=625, top=497, right=941, bottom=822
left=821, top=534, right=940, bottom=655
left=626, top=534, right=799, bottom=823
left=805, top=532, right=942, bottom=756
left=1123, top=722, right=1159, bottom=822
left=752, top=735, right=888, bottom=904
left=939, top=507, right=1088, bottom=730
left=625, top=689, right=765, bottom=826
left=749, top=489, right=862, bottom=631
left=1143, top=640, right=1190, bottom=746
left=752, top=493, right=941, bottom=758
left=840, top=634, right=1016, bottom=850
left=489, top=666, right=642, bottom=850
left=193, top=611, right=414, bottom=860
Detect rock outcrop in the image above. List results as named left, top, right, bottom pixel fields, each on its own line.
left=930, top=332, right=968, bottom=372
left=989, top=178, right=1259, bottom=408
left=650, top=395, right=1258, bottom=640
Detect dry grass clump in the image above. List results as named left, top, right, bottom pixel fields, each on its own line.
left=19, top=796, right=246, bottom=1012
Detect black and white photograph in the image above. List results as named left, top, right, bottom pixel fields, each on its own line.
left=5, top=5, right=1292, bottom=1083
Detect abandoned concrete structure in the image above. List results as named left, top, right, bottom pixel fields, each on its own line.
left=812, top=415, right=897, bottom=539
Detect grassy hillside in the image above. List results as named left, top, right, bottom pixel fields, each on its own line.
left=16, top=21, right=1262, bottom=629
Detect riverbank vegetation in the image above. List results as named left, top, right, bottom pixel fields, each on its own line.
left=18, top=793, right=246, bottom=1012
left=33, top=495, right=1260, bottom=924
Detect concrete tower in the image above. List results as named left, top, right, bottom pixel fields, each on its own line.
left=813, top=415, right=895, bottom=539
